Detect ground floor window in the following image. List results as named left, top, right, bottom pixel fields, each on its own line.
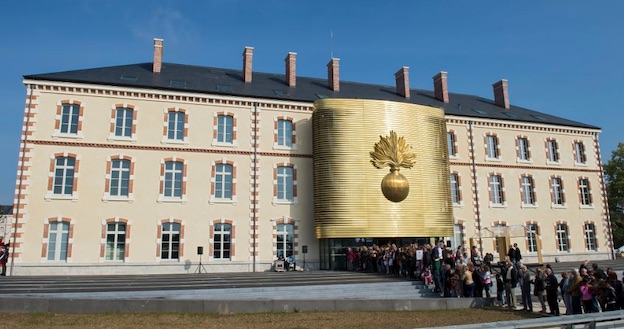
left=106, top=222, right=126, bottom=261
left=213, top=223, right=231, bottom=259
left=276, top=224, right=294, bottom=258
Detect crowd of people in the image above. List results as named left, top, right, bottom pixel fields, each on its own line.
left=345, top=241, right=624, bottom=315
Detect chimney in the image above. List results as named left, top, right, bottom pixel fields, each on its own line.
left=395, top=66, right=410, bottom=98
left=243, top=46, right=254, bottom=84
left=285, top=52, right=296, bottom=87
left=433, top=71, right=449, bottom=103
left=153, top=38, right=163, bottom=73
left=493, top=79, right=510, bottom=109
left=327, top=58, right=340, bottom=91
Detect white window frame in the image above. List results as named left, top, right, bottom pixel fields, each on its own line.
left=526, top=224, right=538, bottom=253
left=575, top=142, right=587, bottom=164
left=486, top=135, right=499, bottom=159
left=167, top=111, right=185, bottom=141
left=109, top=159, right=130, bottom=197
left=585, top=223, right=597, bottom=251
left=521, top=176, right=535, bottom=206
left=53, top=157, right=75, bottom=196
left=216, top=115, right=233, bottom=144
left=518, top=137, right=530, bottom=161
left=551, top=177, right=565, bottom=206
left=277, top=119, right=293, bottom=148
left=105, top=222, right=126, bottom=261
left=547, top=140, right=559, bottom=163
left=447, top=132, right=456, bottom=157
left=556, top=223, right=569, bottom=252
left=163, top=161, right=183, bottom=198
left=276, top=223, right=294, bottom=258
left=161, top=222, right=180, bottom=260
left=580, top=178, right=592, bottom=206
left=214, top=163, right=233, bottom=200
left=213, top=223, right=232, bottom=260
left=450, top=173, right=460, bottom=205
left=47, top=222, right=70, bottom=261
left=490, top=175, right=503, bottom=205
left=60, top=104, right=80, bottom=135
left=277, top=166, right=294, bottom=202
left=114, top=107, right=133, bottom=138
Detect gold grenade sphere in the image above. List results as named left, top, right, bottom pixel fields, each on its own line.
left=381, top=170, right=409, bottom=202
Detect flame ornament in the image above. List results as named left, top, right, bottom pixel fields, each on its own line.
left=370, top=131, right=416, bottom=202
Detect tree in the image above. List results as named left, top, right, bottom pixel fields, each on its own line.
left=605, top=143, right=624, bottom=248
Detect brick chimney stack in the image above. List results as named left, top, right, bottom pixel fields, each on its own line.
left=285, top=52, right=296, bottom=87
left=153, top=38, right=163, bottom=73
left=243, top=46, right=254, bottom=84
left=433, top=71, right=449, bottom=103
left=395, top=67, right=410, bottom=99
left=327, top=58, right=340, bottom=91
left=493, top=79, right=510, bottom=109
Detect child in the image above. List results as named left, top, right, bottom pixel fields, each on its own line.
left=422, top=267, right=433, bottom=286
left=496, top=273, right=505, bottom=305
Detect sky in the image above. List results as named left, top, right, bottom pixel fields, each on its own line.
left=0, top=1, right=623, bottom=205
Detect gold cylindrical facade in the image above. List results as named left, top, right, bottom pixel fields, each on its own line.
left=313, top=99, right=453, bottom=239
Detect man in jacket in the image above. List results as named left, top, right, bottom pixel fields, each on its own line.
left=568, top=269, right=583, bottom=314
left=545, top=267, right=560, bottom=315
left=502, top=261, right=518, bottom=308
left=519, top=265, right=533, bottom=311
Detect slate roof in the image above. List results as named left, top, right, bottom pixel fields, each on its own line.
left=24, top=63, right=599, bottom=130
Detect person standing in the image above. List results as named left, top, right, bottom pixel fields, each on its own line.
left=560, top=271, right=572, bottom=315
left=568, top=269, right=583, bottom=314
left=503, top=261, right=518, bottom=308
left=545, top=267, right=560, bottom=315
left=533, top=267, right=547, bottom=313
left=519, top=265, right=533, bottom=312
left=508, top=243, right=522, bottom=266
left=0, top=237, right=7, bottom=276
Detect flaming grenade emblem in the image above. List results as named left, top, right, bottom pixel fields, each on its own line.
left=369, top=131, right=416, bottom=203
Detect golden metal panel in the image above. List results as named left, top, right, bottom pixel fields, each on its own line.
left=313, top=99, right=454, bottom=238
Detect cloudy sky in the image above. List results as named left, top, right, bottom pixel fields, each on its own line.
left=0, top=0, right=623, bottom=204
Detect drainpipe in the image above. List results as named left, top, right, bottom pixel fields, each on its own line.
left=468, top=121, right=484, bottom=254
left=11, top=83, right=34, bottom=276
left=252, top=102, right=259, bottom=272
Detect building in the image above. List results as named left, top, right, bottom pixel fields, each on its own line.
left=10, top=39, right=612, bottom=275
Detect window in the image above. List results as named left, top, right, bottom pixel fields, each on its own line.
left=579, top=178, right=592, bottom=205
left=277, top=166, right=294, bottom=201
left=517, top=137, right=530, bottom=161
left=277, top=119, right=293, bottom=147
left=276, top=224, right=294, bottom=258
left=486, top=135, right=499, bottom=159
left=53, top=157, right=76, bottom=195
left=114, top=107, right=133, bottom=137
left=161, top=222, right=180, bottom=260
left=526, top=224, right=538, bottom=253
left=556, top=223, right=569, bottom=252
left=447, top=132, right=457, bottom=157
left=494, top=223, right=506, bottom=253
left=214, top=163, right=233, bottom=199
left=47, top=222, right=69, bottom=261
left=453, top=224, right=463, bottom=249
left=489, top=174, right=504, bottom=204
left=105, top=222, right=126, bottom=261
left=216, top=115, right=233, bottom=143
left=551, top=177, right=565, bottom=205
left=164, top=161, right=183, bottom=198
left=547, top=139, right=559, bottom=162
left=450, top=173, right=461, bottom=204
left=213, top=223, right=231, bottom=259
left=109, top=159, right=130, bottom=197
left=60, top=104, right=80, bottom=134
left=575, top=142, right=587, bottom=164
left=521, top=176, right=535, bottom=205
left=585, top=223, right=597, bottom=251
left=167, top=111, right=185, bottom=141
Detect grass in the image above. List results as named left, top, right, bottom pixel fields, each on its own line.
left=3, top=308, right=540, bottom=329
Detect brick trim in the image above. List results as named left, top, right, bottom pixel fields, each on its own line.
left=100, top=218, right=130, bottom=260
left=163, top=107, right=189, bottom=141
left=54, top=100, right=85, bottom=136
left=210, top=159, right=237, bottom=200
left=159, top=157, right=188, bottom=199
left=41, top=217, right=74, bottom=261
left=554, top=221, right=571, bottom=252
left=157, top=218, right=184, bottom=259
left=272, top=217, right=299, bottom=258
left=582, top=221, right=598, bottom=252
left=213, top=112, right=238, bottom=144
left=109, top=104, right=137, bottom=140
left=209, top=219, right=236, bottom=261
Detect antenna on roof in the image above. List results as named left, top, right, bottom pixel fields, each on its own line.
left=330, top=30, right=334, bottom=58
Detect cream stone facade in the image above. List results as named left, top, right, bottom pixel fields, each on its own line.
left=9, top=41, right=611, bottom=275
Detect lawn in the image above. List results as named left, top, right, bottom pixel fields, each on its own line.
left=4, top=308, right=540, bottom=329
